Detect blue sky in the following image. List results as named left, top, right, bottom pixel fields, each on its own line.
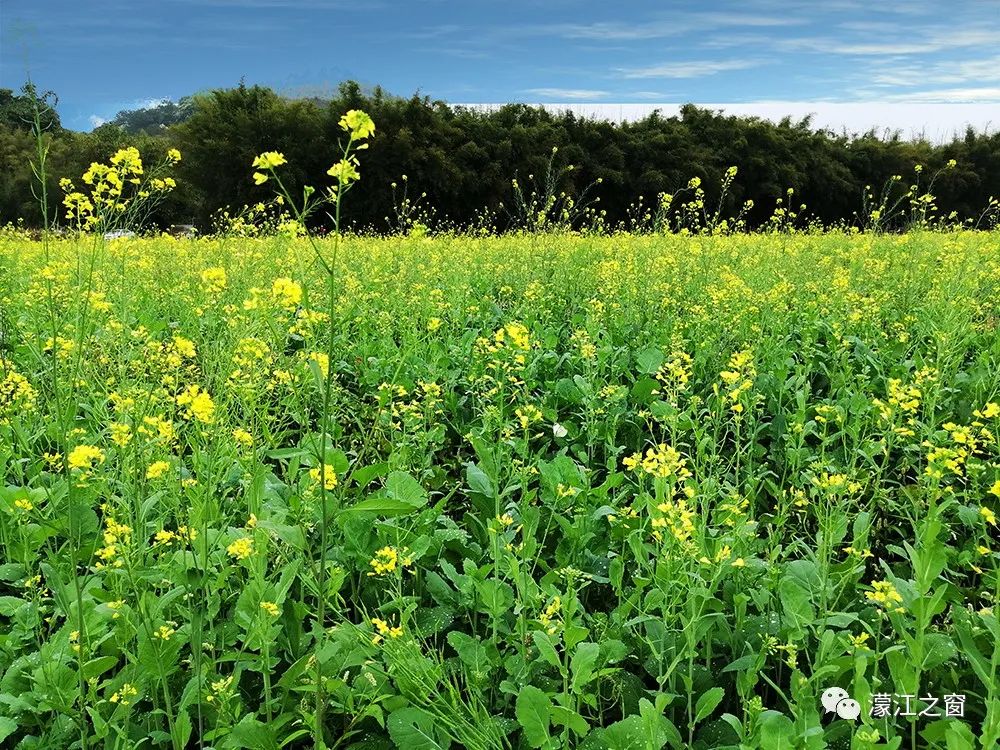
left=2, top=0, right=1000, bottom=132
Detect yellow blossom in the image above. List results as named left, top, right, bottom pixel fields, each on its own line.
left=146, top=460, right=171, bottom=479
left=309, top=464, right=338, bottom=491
left=176, top=385, right=215, bottom=423
left=68, top=445, right=105, bottom=471
left=227, top=537, right=254, bottom=561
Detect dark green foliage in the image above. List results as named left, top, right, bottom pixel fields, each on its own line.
left=2, top=80, right=1000, bottom=232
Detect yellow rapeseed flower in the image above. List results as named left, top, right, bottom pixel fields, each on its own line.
left=146, top=461, right=171, bottom=479
left=227, top=537, right=253, bottom=560
left=309, top=464, right=338, bottom=491
left=252, top=152, right=287, bottom=170
left=68, top=445, right=105, bottom=471
left=176, top=385, right=215, bottom=423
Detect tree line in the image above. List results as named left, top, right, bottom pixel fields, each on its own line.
left=2, top=80, right=999, bottom=233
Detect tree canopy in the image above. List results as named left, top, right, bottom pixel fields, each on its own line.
left=2, top=80, right=998, bottom=232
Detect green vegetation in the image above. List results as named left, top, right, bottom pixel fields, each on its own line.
left=2, top=98, right=1000, bottom=750
left=2, top=225, right=1000, bottom=748
left=2, top=80, right=999, bottom=233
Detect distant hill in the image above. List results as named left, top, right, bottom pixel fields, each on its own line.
left=110, top=97, right=196, bottom=134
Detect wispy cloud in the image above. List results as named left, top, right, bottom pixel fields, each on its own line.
left=882, top=86, right=1000, bottom=103
left=870, top=56, right=1000, bottom=88
left=552, top=12, right=803, bottom=42
left=617, top=59, right=763, bottom=79
left=626, top=90, right=672, bottom=99
left=776, top=24, right=1000, bottom=56
left=524, top=87, right=610, bottom=99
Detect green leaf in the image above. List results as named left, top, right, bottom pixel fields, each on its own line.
left=466, top=462, right=494, bottom=499
left=0, top=718, right=17, bottom=744
left=387, top=707, right=446, bottom=750
left=570, top=641, right=600, bottom=693
left=475, top=579, right=514, bottom=617
left=694, top=687, right=725, bottom=724
left=446, top=631, right=497, bottom=681
left=228, top=714, right=278, bottom=750
left=600, top=715, right=644, bottom=749
left=383, top=471, right=428, bottom=507
left=340, top=497, right=422, bottom=517
left=0, top=596, right=25, bottom=616
left=549, top=705, right=589, bottom=737
left=757, top=711, right=795, bottom=749
left=636, top=348, right=664, bottom=374
left=83, top=656, right=119, bottom=680
left=515, top=685, right=552, bottom=748
left=532, top=630, right=563, bottom=672
left=922, top=633, right=958, bottom=671
left=352, top=462, right=389, bottom=488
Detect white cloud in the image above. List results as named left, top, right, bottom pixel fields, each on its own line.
left=617, top=59, right=762, bottom=79
left=553, top=13, right=802, bottom=42
left=870, top=56, right=1000, bottom=88
left=524, top=87, right=610, bottom=100
left=882, top=87, right=1000, bottom=103
left=89, top=115, right=106, bottom=128
left=627, top=90, right=671, bottom=99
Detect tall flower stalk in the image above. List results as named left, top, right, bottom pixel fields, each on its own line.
left=250, top=109, right=375, bottom=749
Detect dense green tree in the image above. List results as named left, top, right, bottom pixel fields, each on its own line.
left=110, top=97, right=195, bottom=134
left=0, top=83, right=61, bottom=133
left=2, top=79, right=999, bottom=232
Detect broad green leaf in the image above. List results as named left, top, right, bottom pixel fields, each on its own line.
left=515, top=685, right=552, bottom=748
left=549, top=705, right=589, bottom=737
left=387, top=707, right=446, bottom=750
left=383, top=471, right=428, bottom=507
left=0, top=718, right=16, bottom=745
left=340, top=497, right=422, bottom=516
left=570, top=641, right=600, bottom=693
left=757, top=711, right=795, bottom=749
left=694, top=687, right=725, bottom=724
left=636, top=348, right=664, bottom=374
left=532, top=630, right=563, bottom=672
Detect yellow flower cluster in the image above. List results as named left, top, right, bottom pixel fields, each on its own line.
left=61, top=146, right=179, bottom=230
left=570, top=329, right=597, bottom=360
left=717, top=349, right=756, bottom=414
left=252, top=152, right=287, bottom=184
left=539, top=596, right=561, bottom=635
left=370, top=616, right=403, bottom=644
left=367, top=545, right=413, bottom=576
left=109, top=683, right=138, bottom=706
left=623, top=443, right=692, bottom=480
left=309, top=464, right=338, bottom=491
left=515, top=404, right=543, bottom=429
left=0, top=367, right=37, bottom=424
left=865, top=579, right=905, bottom=614
left=68, top=445, right=105, bottom=471
left=652, top=498, right=697, bottom=546
left=227, top=536, right=254, bottom=561
left=96, top=517, right=132, bottom=569
left=201, top=266, right=228, bottom=294
left=654, top=350, right=693, bottom=395
left=176, top=385, right=215, bottom=423
left=146, top=460, right=171, bottom=480
left=811, top=472, right=862, bottom=497
left=271, top=277, right=302, bottom=309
